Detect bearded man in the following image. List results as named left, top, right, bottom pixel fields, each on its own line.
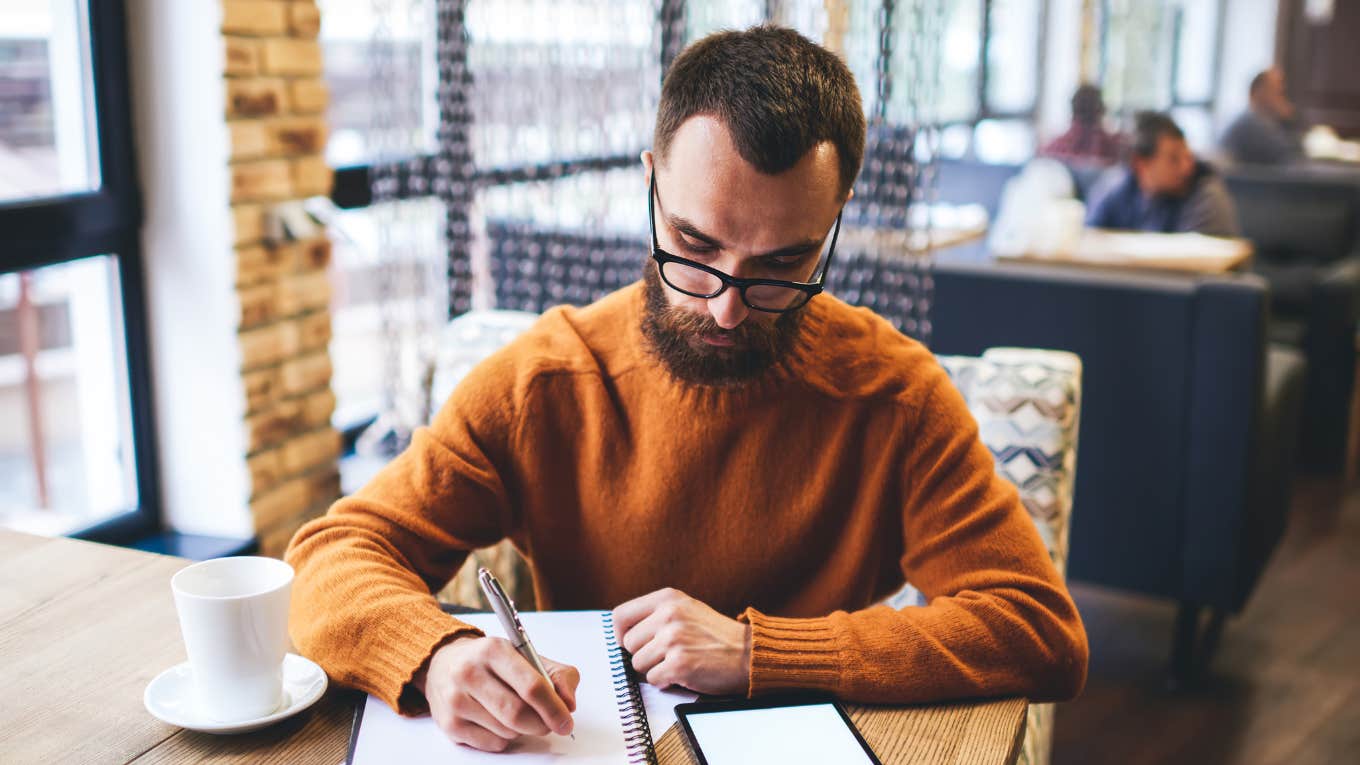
left=286, top=25, right=1087, bottom=753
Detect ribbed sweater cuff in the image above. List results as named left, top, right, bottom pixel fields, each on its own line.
left=739, top=607, right=843, bottom=697
left=373, top=608, right=485, bottom=716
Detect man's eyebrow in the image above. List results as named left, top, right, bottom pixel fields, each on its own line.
left=666, top=213, right=824, bottom=259
left=667, top=215, right=723, bottom=248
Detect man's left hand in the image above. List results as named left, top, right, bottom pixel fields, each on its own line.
left=612, top=588, right=752, bottom=695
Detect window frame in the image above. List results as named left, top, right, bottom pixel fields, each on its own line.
left=1166, top=0, right=1227, bottom=113
left=975, top=0, right=1049, bottom=125
left=0, top=0, right=161, bottom=544
left=1097, top=0, right=1228, bottom=115
left=902, top=0, right=1049, bottom=159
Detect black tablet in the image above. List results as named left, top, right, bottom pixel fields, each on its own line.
left=674, top=695, right=883, bottom=765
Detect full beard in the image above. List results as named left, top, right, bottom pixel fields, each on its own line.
left=639, top=262, right=807, bottom=387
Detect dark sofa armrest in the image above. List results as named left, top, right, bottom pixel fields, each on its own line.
left=1180, top=276, right=1270, bottom=609
left=1238, top=346, right=1306, bottom=608
left=1314, top=254, right=1360, bottom=324
left=1295, top=254, right=1360, bottom=471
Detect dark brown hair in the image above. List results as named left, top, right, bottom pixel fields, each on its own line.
left=1070, top=83, right=1105, bottom=124
left=1130, top=111, right=1185, bottom=159
left=653, top=25, right=866, bottom=197
left=1249, top=69, right=1273, bottom=98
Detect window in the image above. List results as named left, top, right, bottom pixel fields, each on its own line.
left=319, top=0, right=438, bottom=167
left=0, top=2, right=100, bottom=202
left=320, top=0, right=444, bottom=440
left=0, top=2, right=156, bottom=541
left=322, top=0, right=657, bottom=443
left=987, top=1, right=1042, bottom=115
left=0, top=258, right=138, bottom=536
left=1100, top=0, right=1224, bottom=150
left=688, top=0, right=1048, bottom=163
left=686, top=0, right=764, bottom=41
left=465, top=0, right=655, bottom=169
left=887, top=0, right=1045, bottom=162
left=327, top=197, right=445, bottom=428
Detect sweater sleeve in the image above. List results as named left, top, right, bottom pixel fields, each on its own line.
left=740, top=371, right=1089, bottom=704
left=284, top=348, right=528, bottom=715
left=1178, top=175, right=1241, bottom=237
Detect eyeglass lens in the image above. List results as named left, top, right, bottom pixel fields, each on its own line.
left=658, top=260, right=810, bottom=311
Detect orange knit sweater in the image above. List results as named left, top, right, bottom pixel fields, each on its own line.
left=285, top=283, right=1088, bottom=715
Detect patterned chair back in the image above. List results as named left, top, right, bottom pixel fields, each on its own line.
left=939, top=348, right=1082, bottom=578
left=428, top=309, right=542, bottom=422
left=907, top=347, right=1083, bottom=765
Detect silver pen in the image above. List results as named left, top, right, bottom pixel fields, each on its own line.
left=477, top=567, right=574, bottom=739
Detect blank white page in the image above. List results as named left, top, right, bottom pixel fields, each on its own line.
left=350, top=611, right=628, bottom=764
left=683, top=703, right=878, bottom=765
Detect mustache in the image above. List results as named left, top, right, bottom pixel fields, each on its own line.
left=656, top=300, right=777, bottom=346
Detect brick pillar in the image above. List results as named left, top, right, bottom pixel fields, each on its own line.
left=223, top=0, right=340, bottom=557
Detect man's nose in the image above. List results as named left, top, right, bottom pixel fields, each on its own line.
left=708, top=286, right=749, bottom=330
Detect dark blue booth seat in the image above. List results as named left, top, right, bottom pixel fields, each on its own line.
left=1221, top=166, right=1360, bottom=471
left=933, top=157, right=1359, bottom=473
left=932, top=260, right=1306, bottom=679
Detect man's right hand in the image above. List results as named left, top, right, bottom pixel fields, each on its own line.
left=416, top=635, right=579, bottom=752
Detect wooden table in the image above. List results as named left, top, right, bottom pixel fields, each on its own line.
left=0, top=530, right=1027, bottom=764
left=839, top=219, right=990, bottom=255
left=995, top=229, right=1254, bottom=274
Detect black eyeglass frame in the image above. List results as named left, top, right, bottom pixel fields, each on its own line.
left=648, top=174, right=843, bottom=314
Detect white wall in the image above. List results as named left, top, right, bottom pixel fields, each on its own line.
left=126, top=0, right=253, bottom=539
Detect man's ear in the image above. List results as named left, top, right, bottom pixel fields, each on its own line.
left=641, top=150, right=654, bottom=186
left=1129, top=155, right=1153, bottom=187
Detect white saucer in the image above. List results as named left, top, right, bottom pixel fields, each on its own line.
left=143, top=653, right=328, bottom=734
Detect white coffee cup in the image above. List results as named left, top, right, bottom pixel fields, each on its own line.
left=171, top=556, right=294, bottom=723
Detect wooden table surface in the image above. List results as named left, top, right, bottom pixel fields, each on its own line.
left=995, top=229, right=1254, bottom=274
left=0, top=530, right=1027, bottom=764
left=839, top=220, right=991, bottom=255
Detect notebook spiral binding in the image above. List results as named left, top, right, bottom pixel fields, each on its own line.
left=602, top=612, right=658, bottom=765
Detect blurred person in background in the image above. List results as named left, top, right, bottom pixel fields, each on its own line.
left=1039, top=84, right=1124, bottom=166
left=1086, top=111, right=1239, bottom=237
left=1218, top=68, right=1303, bottom=166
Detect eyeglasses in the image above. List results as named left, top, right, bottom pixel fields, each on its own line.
left=648, top=174, right=842, bottom=313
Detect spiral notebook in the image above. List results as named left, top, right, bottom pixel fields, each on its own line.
left=347, top=611, right=697, bottom=764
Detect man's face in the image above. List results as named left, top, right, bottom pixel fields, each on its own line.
left=640, top=116, right=846, bottom=386
left=1254, top=69, right=1295, bottom=122
left=1133, top=134, right=1196, bottom=197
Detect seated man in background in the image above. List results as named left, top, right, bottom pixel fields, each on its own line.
left=1219, top=68, right=1303, bottom=166
left=286, top=25, right=1087, bottom=754
left=1086, top=111, right=1240, bottom=237
left=1040, top=83, right=1123, bottom=166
